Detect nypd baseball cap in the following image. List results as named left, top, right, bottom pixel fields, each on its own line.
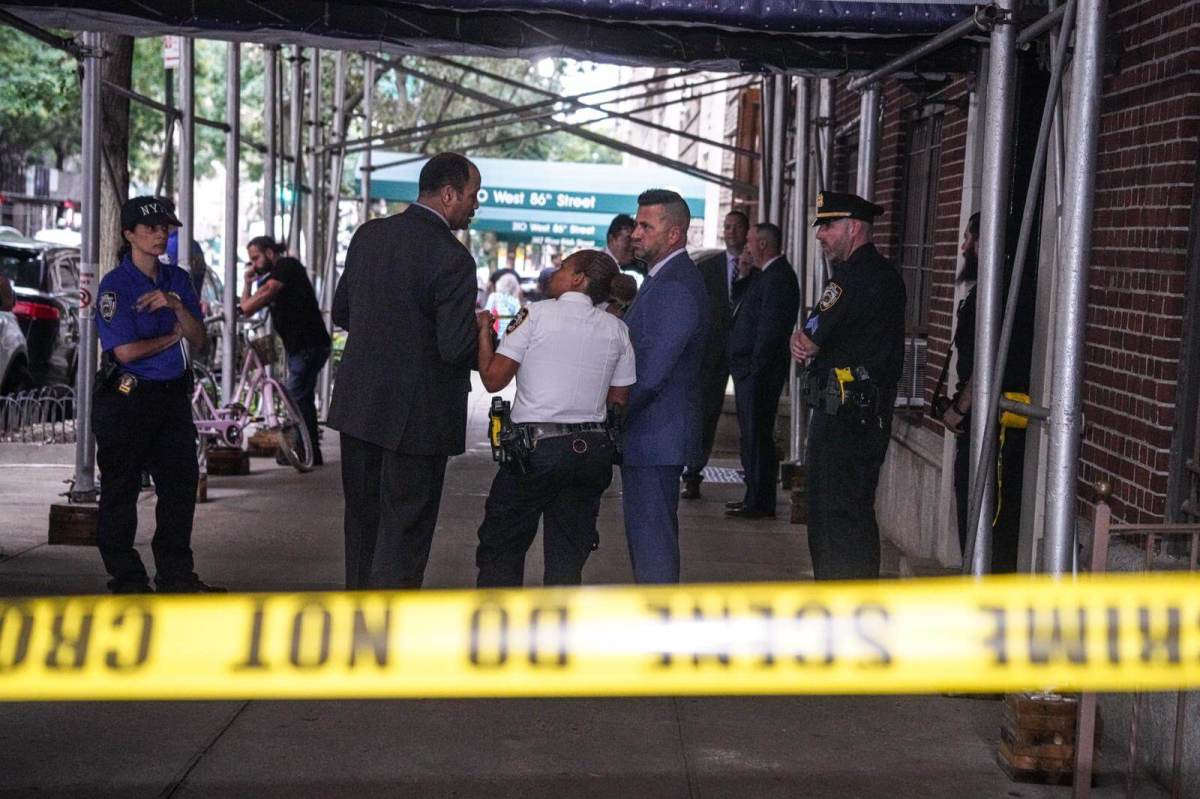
left=120, top=196, right=183, bottom=231
left=812, top=191, right=884, bottom=227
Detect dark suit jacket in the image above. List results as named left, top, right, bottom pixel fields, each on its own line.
left=328, top=204, right=478, bottom=455
left=624, top=250, right=710, bottom=467
left=693, top=251, right=733, bottom=380
left=728, top=256, right=801, bottom=383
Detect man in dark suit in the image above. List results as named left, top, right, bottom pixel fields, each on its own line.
left=726, top=222, right=801, bottom=518
left=622, top=189, right=709, bottom=583
left=329, top=153, right=481, bottom=589
left=681, top=209, right=749, bottom=499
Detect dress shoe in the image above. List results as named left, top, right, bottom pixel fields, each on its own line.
left=724, top=506, right=775, bottom=519
left=724, top=500, right=746, bottom=511
left=681, top=481, right=701, bottom=500
left=156, top=577, right=227, bottom=594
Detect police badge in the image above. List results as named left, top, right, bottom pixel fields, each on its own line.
left=99, top=291, right=118, bottom=322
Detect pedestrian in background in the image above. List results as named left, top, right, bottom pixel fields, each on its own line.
left=621, top=189, right=708, bottom=583
left=483, top=272, right=524, bottom=338
left=682, top=209, right=749, bottom=499
left=240, top=235, right=331, bottom=466
left=329, top=152, right=481, bottom=589
left=725, top=222, right=800, bottom=518
left=93, top=197, right=221, bottom=594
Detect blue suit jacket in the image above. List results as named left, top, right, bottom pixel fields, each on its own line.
left=624, top=250, right=709, bottom=467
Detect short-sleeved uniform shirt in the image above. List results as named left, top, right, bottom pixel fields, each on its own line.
left=802, top=242, right=907, bottom=391
left=261, top=256, right=331, bottom=354
left=97, top=256, right=203, bottom=381
left=497, top=291, right=637, bottom=424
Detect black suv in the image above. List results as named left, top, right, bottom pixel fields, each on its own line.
left=0, top=240, right=81, bottom=387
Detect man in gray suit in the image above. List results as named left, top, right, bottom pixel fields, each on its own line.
left=329, top=153, right=481, bottom=589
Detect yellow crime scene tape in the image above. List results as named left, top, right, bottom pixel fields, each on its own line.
left=1, top=573, right=1198, bottom=701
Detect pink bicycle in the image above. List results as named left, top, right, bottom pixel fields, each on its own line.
left=191, top=322, right=314, bottom=472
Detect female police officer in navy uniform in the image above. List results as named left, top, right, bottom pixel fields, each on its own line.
left=93, top=197, right=222, bottom=594
left=474, top=250, right=636, bottom=587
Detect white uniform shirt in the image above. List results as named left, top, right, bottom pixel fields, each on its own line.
left=497, top=291, right=637, bottom=424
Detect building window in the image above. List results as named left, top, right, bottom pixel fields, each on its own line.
left=898, top=113, right=943, bottom=336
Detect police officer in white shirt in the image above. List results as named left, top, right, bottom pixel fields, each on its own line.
left=475, top=250, right=637, bottom=586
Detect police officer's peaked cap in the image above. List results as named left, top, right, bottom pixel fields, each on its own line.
left=120, top=196, right=182, bottom=231
left=812, top=191, right=884, bottom=227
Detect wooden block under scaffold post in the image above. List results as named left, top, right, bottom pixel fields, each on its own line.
left=996, top=693, right=1098, bottom=786
left=246, top=427, right=281, bottom=457
left=206, top=446, right=250, bottom=475
left=48, top=502, right=98, bottom=546
left=789, top=464, right=808, bottom=525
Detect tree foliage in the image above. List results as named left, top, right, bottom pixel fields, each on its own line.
left=0, top=27, right=79, bottom=172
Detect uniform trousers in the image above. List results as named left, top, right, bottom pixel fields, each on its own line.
left=340, top=432, right=447, bottom=589
left=476, top=432, right=613, bottom=587
left=805, top=406, right=892, bottom=580
left=621, top=464, right=684, bottom=583
left=733, top=367, right=788, bottom=514
left=93, top=378, right=199, bottom=591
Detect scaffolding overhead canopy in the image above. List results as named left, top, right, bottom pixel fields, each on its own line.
left=2, top=0, right=980, bottom=72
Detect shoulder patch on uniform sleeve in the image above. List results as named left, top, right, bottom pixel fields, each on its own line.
left=818, top=282, right=843, bottom=312
left=505, top=307, right=529, bottom=335
left=99, top=291, right=117, bottom=322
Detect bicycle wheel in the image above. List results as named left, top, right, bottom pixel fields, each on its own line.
left=263, top=379, right=314, bottom=472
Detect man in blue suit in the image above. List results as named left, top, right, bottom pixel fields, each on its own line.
left=622, top=189, right=709, bottom=583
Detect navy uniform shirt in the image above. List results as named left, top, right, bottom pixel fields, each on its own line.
left=97, top=256, right=202, bottom=381
left=802, top=242, right=907, bottom=391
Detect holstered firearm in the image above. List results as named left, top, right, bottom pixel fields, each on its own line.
left=488, top=396, right=532, bottom=473
left=802, top=365, right=880, bottom=427
left=95, top=350, right=120, bottom=393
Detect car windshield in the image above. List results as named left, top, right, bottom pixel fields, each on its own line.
left=0, top=249, right=43, bottom=289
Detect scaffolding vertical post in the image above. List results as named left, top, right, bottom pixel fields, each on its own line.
left=1045, top=0, right=1106, bottom=577
left=318, top=51, right=346, bottom=416
left=816, top=79, right=834, bottom=281
left=306, top=48, right=322, bottom=275
left=770, top=74, right=786, bottom=227
left=789, top=77, right=811, bottom=465
left=758, top=76, right=771, bottom=221
left=263, top=45, right=277, bottom=239
left=361, top=56, right=375, bottom=223
left=856, top=86, right=880, bottom=200
left=287, top=46, right=304, bottom=255
left=221, top=43, right=240, bottom=403
left=70, top=30, right=102, bottom=502
left=966, top=0, right=1017, bottom=576
left=179, top=37, right=195, bottom=301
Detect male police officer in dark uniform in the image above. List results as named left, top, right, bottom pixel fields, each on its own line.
left=791, top=192, right=906, bottom=580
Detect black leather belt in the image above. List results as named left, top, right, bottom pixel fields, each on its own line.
left=519, top=422, right=607, bottom=442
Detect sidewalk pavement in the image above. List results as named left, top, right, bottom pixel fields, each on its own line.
left=0, top=382, right=1162, bottom=797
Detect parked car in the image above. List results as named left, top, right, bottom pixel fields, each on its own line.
left=0, top=273, right=31, bottom=395
left=0, top=240, right=80, bottom=387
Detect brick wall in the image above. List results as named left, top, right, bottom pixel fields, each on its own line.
left=1080, top=0, right=1199, bottom=523
left=829, top=0, right=1200, bottom=526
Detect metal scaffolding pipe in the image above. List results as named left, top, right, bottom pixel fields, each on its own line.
left=361, top=56, right=375, bottom=223
left=222, top=43, right=241, bottom=403
left=962, top=0, right=1077, bottom=574
left=70, top=30, right=101, bottom=502
left=287, top=46, right=304, bottom=255
left=789, top=77, right=811, bottom=465
left=1017, top=3, right=1069, bottom=46
left=264, top=45, right=277, bottom=239
left=1045, top=0, right=1106, bottom=576
left=319, top=51, right=346, bottom=416
left=179, top=37, right=195, bottom=324
left=305, top=48, right=321, bottom=274
left=770, top=75, right=786, bottom=226
left=847, top=8, right=990, bottom=92
left=964, top=0, right=1017, bottom=576
left=816, top=79, right=834, bottom=281
left=856, top=86, right=881, bottom=200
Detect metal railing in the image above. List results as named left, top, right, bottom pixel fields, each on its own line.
left=0, top=386, right=76, bottom=444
